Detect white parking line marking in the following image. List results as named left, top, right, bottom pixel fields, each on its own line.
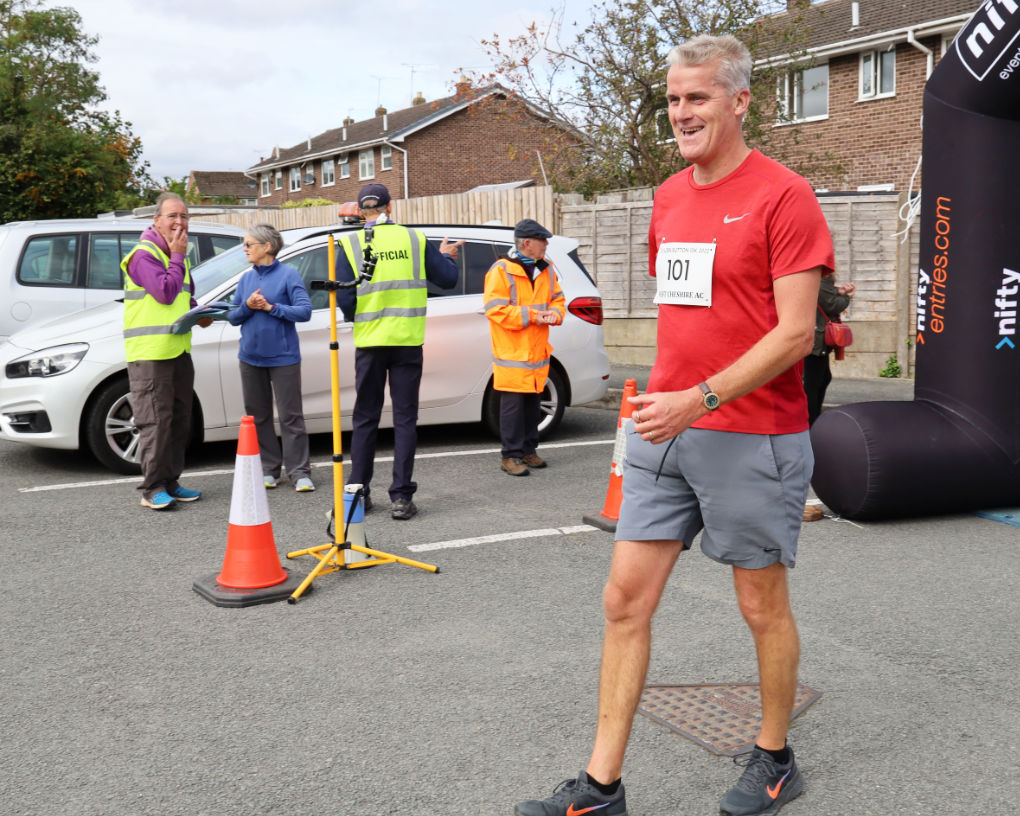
left=408, top=524, right=598, bottom=553
left=18, top=439, right=612, bottom=493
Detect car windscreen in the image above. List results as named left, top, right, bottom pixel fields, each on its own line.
left=192, top=245, right=252, bottom=299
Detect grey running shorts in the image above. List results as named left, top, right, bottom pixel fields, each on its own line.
left=614, top=425, right=813, bottom=569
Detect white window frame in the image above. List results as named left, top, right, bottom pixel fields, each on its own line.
left=260, top=173, right=270, bottom=197
left=380, top=145, right=392, bottom=172
left=274, top=169, right=282, bottom=190
left=359, top=149, right=375, bottom=180
left=776, top=62, right=829, bottom=123
left=657, top=108, right=675, bottom=142
left=859, top=49, right=896, bottom=100
left=339, top=153, right=350, bottom=179
left=321, top=159, right=335, bottom=187
left=289, top=167, right=301, bottom=192
left=858, top=183, right=895, bottom=192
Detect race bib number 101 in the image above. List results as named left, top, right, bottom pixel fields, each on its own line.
left=654, top=242, right=716, bottom=306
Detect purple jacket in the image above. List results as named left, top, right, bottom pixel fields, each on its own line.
left=125, top=226, right=197, bottom=307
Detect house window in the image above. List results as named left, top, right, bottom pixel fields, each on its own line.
left=260, top=173, right=270, bottom=197
left=778, top=63, right=828, bottom=122
left=860, top=49, right=895, bottom=99
left=359, top=149, right=375, bottom=180
left=339, top=153, right=350, bottom=179
left=655, top=108, right=674, bottom=142
left=274, top=170, right=282, bottom=190
left=322, top=159, right=335, bottom=186
left=289, top=167, right=301, bottom=192
left=381, top=145, right=392, bottom=171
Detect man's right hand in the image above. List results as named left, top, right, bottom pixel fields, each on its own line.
left=167, top=227, right=189, bottom=256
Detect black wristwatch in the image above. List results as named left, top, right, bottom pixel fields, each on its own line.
left=698, top=381, right=721, bottom=411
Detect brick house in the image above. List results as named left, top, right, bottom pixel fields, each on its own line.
left=186, top=170, right=258, bottom=205
left=758, top=0, right=976, bottom=191
left=244, top=84, right=578, bottom=207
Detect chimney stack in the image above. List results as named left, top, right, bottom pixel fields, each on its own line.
left=412, top=91, right=426, bottom=106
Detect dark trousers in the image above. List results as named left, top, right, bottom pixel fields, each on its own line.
left=239, top=360, right=311, bottom=482
left=499, top=390, right=541, bottom=459
left=803, top=352, right=832, bottom=426
left=127, top=352, right=194, bottom=499
left=350, top=346, right=422, bottom=502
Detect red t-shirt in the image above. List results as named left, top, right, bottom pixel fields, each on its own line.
left=647, top=149, right=834, bottom=434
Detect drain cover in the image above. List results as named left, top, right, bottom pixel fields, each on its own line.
left=637, top=683, right=821, bottom=756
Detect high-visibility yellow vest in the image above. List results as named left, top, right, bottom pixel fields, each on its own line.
left=340, top=224, right=428, bottom=347
left=121, top=240, right=192, bottom=362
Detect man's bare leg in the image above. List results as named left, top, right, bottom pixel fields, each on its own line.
left=732, top=562, right=799, bottom=750
left=586, top=538, right=685, bottom=783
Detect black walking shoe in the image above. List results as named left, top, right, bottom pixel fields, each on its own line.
left=720, top=746, right=804, bottom=816
left=390, top=498, right=417, bottom=520
left=515, top=772, right=627, bottom=816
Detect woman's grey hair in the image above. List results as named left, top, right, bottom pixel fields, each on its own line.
left=667, top=34, right=752, bottom=95
left=247, top=223, right=284, bottom=257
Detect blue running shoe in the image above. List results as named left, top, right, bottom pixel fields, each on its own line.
left=141, top=491, right=177, bottom=510
left=720, top=746, right=804, bottom=816
left=515, top=772, right=627, bottom=816
left=169, top=485, right=201, bottom=502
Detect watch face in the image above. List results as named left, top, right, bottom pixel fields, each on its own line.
left=704, top=393, right=721, bottom=410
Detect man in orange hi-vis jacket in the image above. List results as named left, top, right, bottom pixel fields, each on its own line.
left=484, top=219, right=566, bottom=477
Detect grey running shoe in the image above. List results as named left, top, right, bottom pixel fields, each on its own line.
left=391, top=498, right=417, bottom=520
left=515, top=772, right=627, bottom=816
left=720, top=746, right=803, bottom=816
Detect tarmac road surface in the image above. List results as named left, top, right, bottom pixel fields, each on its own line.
left=1, top=395, right=1016, bottom=816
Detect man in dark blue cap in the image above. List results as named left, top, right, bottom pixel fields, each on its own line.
left=334, top=183, right=462, bottom=519
left=484, top=218, right=565, bottom=476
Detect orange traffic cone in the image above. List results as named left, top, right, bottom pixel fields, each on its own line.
left=193, top=416, right=305, bottom=607
left=583, top=378, right=638, bottom=532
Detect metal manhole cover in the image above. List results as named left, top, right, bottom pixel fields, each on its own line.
left=637, top=683, right=821, bottom=756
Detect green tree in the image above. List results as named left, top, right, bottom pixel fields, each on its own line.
left=160, top=176, right=202, bottom=205
left=472, top=0, right=817, bottom=197
left=0, top=0, right=151, bottom=220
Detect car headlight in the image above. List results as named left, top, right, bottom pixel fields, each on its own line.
left=5, top=343, right=90, bottom=379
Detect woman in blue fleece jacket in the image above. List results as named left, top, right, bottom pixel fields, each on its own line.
left=227, top=224, right=315, bottom=491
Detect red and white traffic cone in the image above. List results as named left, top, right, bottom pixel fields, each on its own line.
left=193, top=416, right=304, bottom=607
left=583, top=379, right=637, bottom=532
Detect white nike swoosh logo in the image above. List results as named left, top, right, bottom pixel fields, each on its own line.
left=723, top=213, right=750, bottom=223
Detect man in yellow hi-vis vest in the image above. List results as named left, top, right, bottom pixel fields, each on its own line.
left=121, top=192, right=210, bottom=510
left=335, top=183, right=461, bottom=520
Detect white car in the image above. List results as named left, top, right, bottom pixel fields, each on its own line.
left=0, top=216, right=245, bottom=341
left=0, top=224, right=610, bottom=473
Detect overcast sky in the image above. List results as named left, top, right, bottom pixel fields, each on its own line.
left=63, top=0, right=595, bottom=183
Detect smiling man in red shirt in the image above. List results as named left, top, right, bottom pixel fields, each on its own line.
left=515, top=34, right=833, bottom=816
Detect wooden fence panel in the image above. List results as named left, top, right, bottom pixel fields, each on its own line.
left=194, top=186, right=556, bottom=233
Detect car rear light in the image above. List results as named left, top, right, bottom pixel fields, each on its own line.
left=568, top=296, right=603, bottom=325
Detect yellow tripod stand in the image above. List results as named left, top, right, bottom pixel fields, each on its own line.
left=286, top=233, right=438, bottom=603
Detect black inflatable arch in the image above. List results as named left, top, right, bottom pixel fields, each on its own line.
left=810, top=0, right=1020, bottom=520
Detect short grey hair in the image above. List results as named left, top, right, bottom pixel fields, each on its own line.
left=667, top=34, right=752, bottom=95
left=155, top=192, right=186, bottom=216
left=246, top=223, right=284, bottom=257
